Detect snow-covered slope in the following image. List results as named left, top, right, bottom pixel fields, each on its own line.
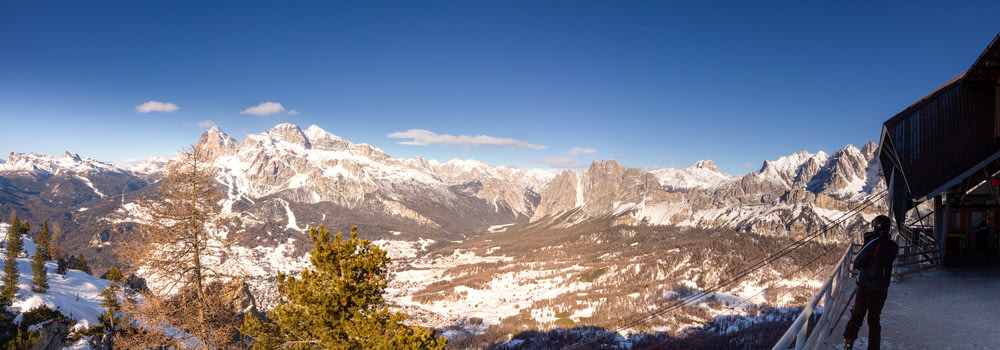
left=0, top=225, right=110, bottom=350
left=650, top=159, right=735, bottom=192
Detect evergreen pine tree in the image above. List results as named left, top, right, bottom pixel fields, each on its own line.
left=2, top=214, right=24, bottom=303
left=0, top=215, right=19, bottom=345
left=30, top=242, right=47, bottom=293
left=74, top=255, right=91, bottom=275
left=100, top=267, right=123, bottom=329
left=35, top=221, right=50, bottom=261
left=241, top=225, right=446, bottom=350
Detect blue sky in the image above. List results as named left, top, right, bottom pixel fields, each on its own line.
left=1, top=1, right=998, bottom=175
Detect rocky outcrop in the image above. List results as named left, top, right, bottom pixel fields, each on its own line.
left=198, top=126, right=237, bottom=161
left=530, top=144, right=884, bottom=237
left=26, top=319, right=71, bottom=350
left=807, top=144, right=871, bottom=197
left=533, top=160, right=675, bottom=221
left=432, top=159, right=553, bottom=218
left=4, top=120, right=886, bottom=259
left=177, top=123, right=555, bottom=241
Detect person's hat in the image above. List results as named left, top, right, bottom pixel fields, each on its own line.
left=872, top=215, right=891, bottom=233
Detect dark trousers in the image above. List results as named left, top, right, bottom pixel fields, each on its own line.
left=843, top=286, right=889, bottom=350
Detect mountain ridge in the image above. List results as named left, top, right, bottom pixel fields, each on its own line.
left=0, top=123, right=887, bottom=347
left=1, top=123, right=884, bottom=243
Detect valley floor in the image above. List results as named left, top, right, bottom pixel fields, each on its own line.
left=821, top=267, right=1000, bottom=350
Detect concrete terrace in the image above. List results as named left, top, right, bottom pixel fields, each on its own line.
left=815, top=268, right=1000, bottom=350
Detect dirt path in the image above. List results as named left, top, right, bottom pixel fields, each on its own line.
left=820, top=268, right=1000, bottom=349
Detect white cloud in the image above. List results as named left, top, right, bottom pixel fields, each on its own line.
left=565, top=146, right=597, bottom=155
left=287, top=110, right=299, bottom=115
left=198, top=120, right=216, bottom=128
left=136, top=101, right=179, bottom=113
left=527, top=157, right=586, bottom=169
left=387, top=129, right=546, bottom=150
left=240, top=102, right=286, bottom=116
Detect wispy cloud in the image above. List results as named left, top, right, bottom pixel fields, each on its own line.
left=287, top=110, right=299, bottom=115
left=527, top=157, right=586, bottom=169
left=240, top=101, right=286, bottom=116
left=198, top=120, right=216, bottom=128
left=387, top=129, right=546, bottom=150
left=565, top=146, right=597, bottom=155
left=136, top=101, right=179, bottom=113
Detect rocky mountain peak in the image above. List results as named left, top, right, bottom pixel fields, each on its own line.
left=303, top=124, right=352, bottom=150
left=63, top=151, right=81, bottom=161
left=836, top=144, right=862, bottom=158
left=263, top=123, right=311, bottom=149
left=861, top=140, right=878, bottom=158
left=588, top=159, right=627, bottom=177
left=204, top=125, right=230, bottom=141
left=198, top=126, right=237, bottom=160
left=805, top=143, right=876, bottom=198
left=692, top=159, right=719, bottom=172
left=533, top=160, right=670, bottom=221
left=757, top=160, right=781, bottom=179
left=1, top=152, right=121, bottom=176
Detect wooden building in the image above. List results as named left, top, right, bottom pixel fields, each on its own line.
left=879, top=33, right=1000, bottom=266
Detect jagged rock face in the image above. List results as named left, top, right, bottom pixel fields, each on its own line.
left=1, top=122, right=886, bottom=269
left=199, top=126, right=237, bottom=161
left=530, top=145, right=884, bottom=236
left=185, top=124, right=551, bottom=242
left=432, top=159, right=553, bottom=218
left=533, top=170, right=581, bottom=220
left=794, top=156, right=826, bottom=188
left=211, top=123, right=449, bottom=206
left=533, top=160, right=675, bottom=221
left=579, top=160, right=668, bottom=215
left=808, top=144, right=871, bottom=197
left=27, top=318, right=71, bottom=350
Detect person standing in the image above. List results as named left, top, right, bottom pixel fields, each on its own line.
left=844, top=215, right=898, bottom=350
left=976, top=220, right=991, bottom=257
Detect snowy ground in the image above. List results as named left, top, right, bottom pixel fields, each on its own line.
left=1, top=235, right=108, bottom=350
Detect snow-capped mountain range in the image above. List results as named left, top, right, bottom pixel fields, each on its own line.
left=0, top=123, right=884, bottom=253
left=0, top=123, right=886, bottom=346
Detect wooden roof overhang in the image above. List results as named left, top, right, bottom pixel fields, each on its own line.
left=879, top=33, right=1000, bottom=221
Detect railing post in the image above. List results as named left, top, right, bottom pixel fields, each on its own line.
left=796, top=313, right=808, bottom=350
left=824, top=283, right=832, bottom=307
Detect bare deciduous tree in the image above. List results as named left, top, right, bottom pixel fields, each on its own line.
left=117, top=145, right=243, bottom=349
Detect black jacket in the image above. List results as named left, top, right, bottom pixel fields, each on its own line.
left=854, top=233, right=898, bottom=290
